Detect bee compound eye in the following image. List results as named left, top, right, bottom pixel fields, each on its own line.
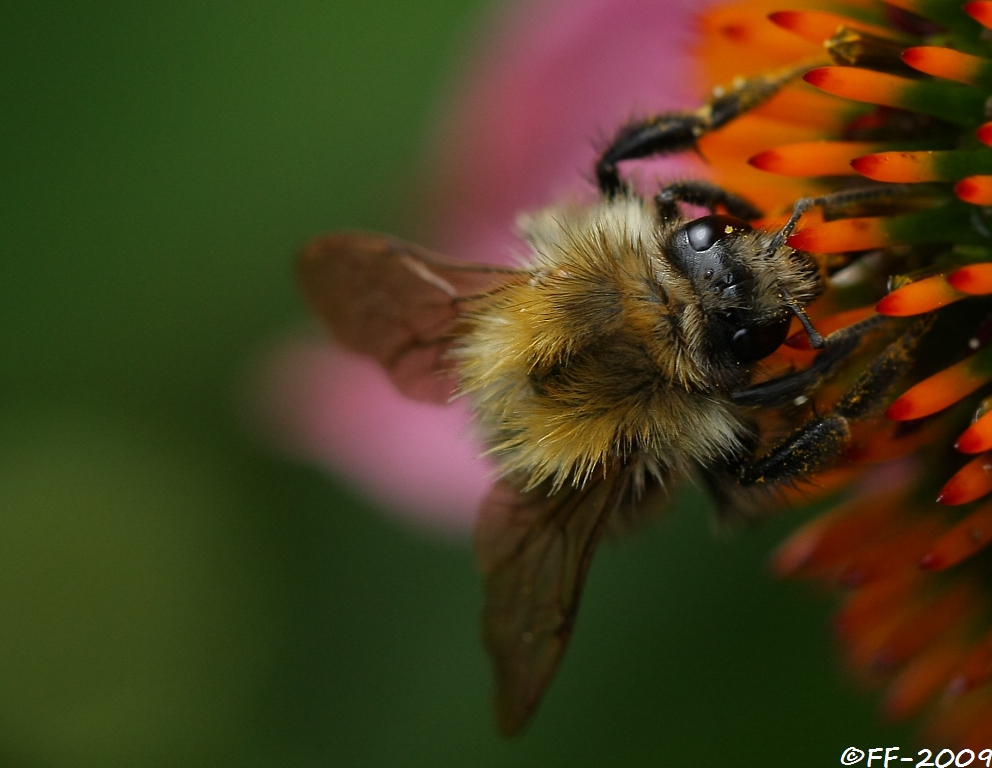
left=730, top=313, right=791, bottom=364
left=685, top=214, right=751, bottom=252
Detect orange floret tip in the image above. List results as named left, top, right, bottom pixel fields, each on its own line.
left=937, top=453, right=992, bottom=505
left=902, top=46, right=985, bottom=86
left=946, top=634, right=992, bottom=697
left=965, top=1, right=992, bottom=29
left=788, top=217, right=889, bottom=253
left=887, top=355, right=992, bottom=421
left=804, top=67, right=908, bottom=108
left=949, top=263, right=992, bottom=296
left=920, top=503, right=992, bottom=571
left=955, top=176, right=992, bottom=205
left=839, top=520, right=944, bottom=587
left=957, top=410, right=992, bottom=454
left=842, top=596, right=918, bottom=671
left=871, top=587, right=976, bottom=671
left=851, top=151, right=939, bottom=183
left=767, top=10, right=894, bottom=45
left=834, top=574, right=921, bottom=640
left=772, top=490, right=904, bottom=579
left=978, top=122, right=992, bottom=146
left=770, top=512, right=835, bottom=577
left=876, top=275, right=965, bottom=318
left=883, top=642, right=968, bottom=722
left=749, top=141, right=876, bottom=177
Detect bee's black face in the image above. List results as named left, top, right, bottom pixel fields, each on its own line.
left=670, top=214, right=791, bottom=365
left=672, top=214, right=754, bottom=302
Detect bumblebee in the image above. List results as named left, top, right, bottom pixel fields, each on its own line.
left=298, top=63, right=928, bottom=735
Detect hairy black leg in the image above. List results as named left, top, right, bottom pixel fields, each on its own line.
left=735, top=315, right=933, bottom=487
left=731, top=314, right=889, bottom=408
left=595, top=62, right=812, bottom=198
left=654, top=180, right=763, bottom=222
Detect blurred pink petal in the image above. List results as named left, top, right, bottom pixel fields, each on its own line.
left=258, top=339, right=493, bottom=531
left=271, top=0, right=720, bottom=532
left=428, top=0, right=712, bottom=261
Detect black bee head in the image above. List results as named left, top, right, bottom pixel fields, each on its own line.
left=669, top=214, right=791, bottom=365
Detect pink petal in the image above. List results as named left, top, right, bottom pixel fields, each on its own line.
left=255, top=339, right=493, bottom=532
left=427, top=0, right=714, bottom=261
left=268, top=0, right=721, bottom=532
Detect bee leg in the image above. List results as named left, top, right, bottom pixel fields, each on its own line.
left=595, top=62, right=812, bottom=198
left=769, top=184, right=919, bottom=251
left=730, top=314, right=888, bottom=408
left=654, top=180, right=762, bottom=222
left=733, top=315, right=933, bottom=487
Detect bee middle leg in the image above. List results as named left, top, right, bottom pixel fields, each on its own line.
left=595, top=62, right=812, bottom=199
left=730, top=315, right=933, bottom=488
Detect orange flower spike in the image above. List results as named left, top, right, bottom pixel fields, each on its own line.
left=840, top=519, right=946, bottom=586
left=845, top=419, right=945, bottom=464
left=883, top=641, right=968, bottom=722
left=749, top=141, right=878, bottom=177
left=947, top=632, right=992, bottom=696
left=978, top=122, right=992, bottom=147
left=697, top=2, right=822, bottom=81
left=853, top=150, right=992, bottom=184
left=804, top=67, right=908, bottom=107
left=876, top=274, right=966, bottom=317
left=768, top=10, right=900, bottom=45
left=871, top=586, right=978, bottom=670
left=964, top=712, right=992, bottom=751
left=948, top=263, right=992, bottom=295
left=788, top=216, right=889, bottom=252
left=770, top=509, right=838, bottom=578
left=834, top=574, right=923, bottom=641
left=927, top=691, right=992, bottom=752
left=887, top=347, right=992, bottom=421
left=938, top=453, right=992, bottom=505
left=804, top=67, right=987, bottom=125
left=955, top=176, right=992, bottom=205
left=957, top=407, right=992, bottom=454
left=902, top=46, right=992, bottom=88
left=843, top=597, right=919, bottom=672
left=851, top=151, right=938, bottom=183
left=965, top=0, right=992, bottom=29
left=920, top=502, right=992, bottom=570
left=772, top=490, right=904, bottom=579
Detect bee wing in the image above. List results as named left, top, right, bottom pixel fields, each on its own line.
left=476, top=470, right=635, bottom=736
left=297, top=232, right=524, bottom=403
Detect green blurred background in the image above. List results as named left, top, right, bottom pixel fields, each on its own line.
left=2, top=1, right=908, bottom=765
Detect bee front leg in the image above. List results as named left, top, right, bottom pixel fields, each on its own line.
left=730, top=314, right=888, bottom=409
left=595, top=62, right=812, bottom=199
left=654, top=180, right=762, bottom=222
left=769, top=184, right=920, bottom=252
left=731, top=315, right=933, bottom=488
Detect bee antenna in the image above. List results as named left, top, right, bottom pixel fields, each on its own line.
left=782, top=287, right=824, bottom=349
